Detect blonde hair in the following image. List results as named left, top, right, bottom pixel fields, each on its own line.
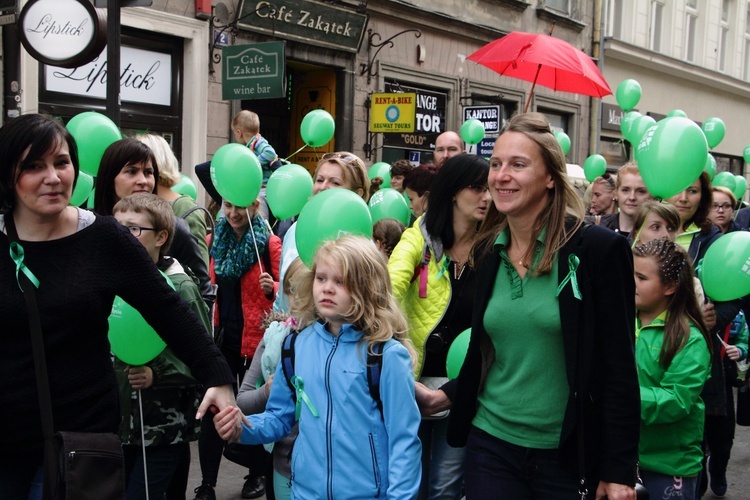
left=475, top=112, right=585, bottom=274
left=616, top=161, right=640, bottom=188
left=135, top=134, right=181, bottom=188
left=712, top=186, right=737, bottom=207
left=293, top=236, right=416, bottom=365
left=232, top=110, right=260, bottom=134
left=314, top=152, right=371, bottom=202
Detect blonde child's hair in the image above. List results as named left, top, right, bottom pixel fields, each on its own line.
left=292, top=236, right=416, bottom=366
left=135, top=134, right=181, bottom=188
left=232, top=110, right=260, bottom=134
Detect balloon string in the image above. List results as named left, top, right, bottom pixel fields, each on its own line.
left=284, top=145, right=307, bottom=161
left=247, top=208, right=263, bottom=275
left=138, top=389, right=150, bottom=500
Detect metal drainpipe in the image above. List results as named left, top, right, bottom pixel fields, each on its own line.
left=590, top=0, right=603, bottom=157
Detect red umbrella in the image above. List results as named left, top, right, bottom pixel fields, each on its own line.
left=468, top=31, right=611, bottom=112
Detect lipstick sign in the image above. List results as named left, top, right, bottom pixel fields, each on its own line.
left=18, top=0, right=107, bottom=69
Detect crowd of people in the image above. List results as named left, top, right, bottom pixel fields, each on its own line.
left=1, top=109, right=748, bottom=500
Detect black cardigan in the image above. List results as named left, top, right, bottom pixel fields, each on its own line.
left=447, top=222, right=640, bottom=489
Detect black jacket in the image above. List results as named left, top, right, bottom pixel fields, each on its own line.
left=447, top=223, right=640, bottom=489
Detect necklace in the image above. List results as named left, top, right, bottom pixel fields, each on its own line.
left=453, top=260, right=466, bottom=280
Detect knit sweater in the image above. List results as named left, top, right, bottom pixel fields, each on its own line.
left=0, top=214, right=233, bottom=466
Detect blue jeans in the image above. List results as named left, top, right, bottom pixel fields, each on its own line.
left=418, top=418, right=466, bottom=499
left=640, top=469, right=697, bottom=500
left=0, top=464, right=43, bottom=500
left=464, top=427, right=581, bottom=500
left=124, top=443, right=188, bottom=499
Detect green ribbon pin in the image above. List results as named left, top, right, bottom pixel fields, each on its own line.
left=435, top=255, right=450, bottom=280
left=556, top=254, right=582, bottom=300
left=291, top=375, right=319, bottom=420
left=10, top=242, right=39, bottom=290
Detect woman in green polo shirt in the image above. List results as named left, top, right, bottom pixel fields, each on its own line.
left=447, top=113, right=641, bottom=500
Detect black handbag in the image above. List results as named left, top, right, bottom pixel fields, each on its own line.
left=6, top=215, right=125, bottom=499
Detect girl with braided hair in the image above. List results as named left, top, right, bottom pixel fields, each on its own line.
left=633, top=238, right=712, bottom=499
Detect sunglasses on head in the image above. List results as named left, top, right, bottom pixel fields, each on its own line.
left=596, top=172, right=616, bottom=188
left=322, top=153, right=357, bottom=163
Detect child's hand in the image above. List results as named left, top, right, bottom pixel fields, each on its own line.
left=703, top=302, right=717, bottom=330
left=264, top=374, right=274, bottom=397
left=726, top=345, right=741, bottom=361
left=126, top=366, right=154, bottom=390
left=259, top=272, right=274, bottom=297
left=213, top=406, right=248, bottom=442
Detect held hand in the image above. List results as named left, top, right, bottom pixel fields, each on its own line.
left=595, top=481, right=636, bottom=500
left=414, top=382, right=451, bottom=416
left=126, top=366, right=154, bottom=390
left=264, top=373, right=274, bottom=398
left=726, top=345, right=741, bottom=361
left=703, top=302, right=717, bottom=330
left=259, top=272, right=274, bottom=296
left=196, top=384, right=237, bottom=420
left=213, top=406, right=246, bottom=442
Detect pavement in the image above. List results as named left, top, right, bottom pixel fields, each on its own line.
left=184, top=413, right=750, bottom=500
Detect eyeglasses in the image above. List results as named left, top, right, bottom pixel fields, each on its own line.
left=322, top=153, right=357, bottom=163
left=465, top=184, right=489, bottom=193
left=711, top=203, right=733, bottom=212
left=596, top=172, right=616, bottom=189
left=124, top=225, right=157, bottom=237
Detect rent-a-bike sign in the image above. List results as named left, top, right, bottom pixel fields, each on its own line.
left=222, top=42, right=286, bottom=100
left=369, top=93, right=417, bottom=133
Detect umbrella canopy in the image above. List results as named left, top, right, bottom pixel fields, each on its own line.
left=468, top=31, right=612, bottom=105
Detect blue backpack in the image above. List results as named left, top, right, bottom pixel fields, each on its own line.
left=280, top=332, right=385, bottom=419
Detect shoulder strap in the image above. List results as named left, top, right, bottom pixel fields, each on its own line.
left=178, top=205, right=216, bottom=255
left=262, top=235, right=273, bottom=279
left=281, top=331, right=298, bottom=399
left=5, top=215, right=58, bottom=498
left=367, top=343, right=385, bottom=419
left=409, top=243, right=431, bottom=299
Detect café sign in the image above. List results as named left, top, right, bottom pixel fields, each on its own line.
left=222, top=42, right=286, bottom=100
left=238, top=0, right=367, bottom=53
left=18, top=0, right=107, bottom=69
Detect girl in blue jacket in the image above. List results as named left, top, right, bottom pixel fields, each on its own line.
left=214, top=235, right=422, bottom=499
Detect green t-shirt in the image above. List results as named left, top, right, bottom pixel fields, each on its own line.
left=473, top=228, right=569, bottom=449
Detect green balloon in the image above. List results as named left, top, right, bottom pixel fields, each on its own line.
left=744, top=145, right=750, bottom=164
left=733, top=175, right=747, bottom=201
left=368, top=162, right=392, bottom=187
left=702, top=117, right=726, bottom=149
left=70, top=171, right=94, bottom=207
left=667, top=109, right=688, bottom=118
left=368, top=188, right=411, bottom=226
left=446, top=328, right=471, bottom=379
left=295, top=188, right=373, bottom=267
left=616, top=79, right=642, bottom=111
left=636, top=117, right=708, bottom=199
left=210, top=143, right=263, bottom=207
left=713, top=171, right=737, bottom=192
left=171, top=174, right=198, bottom=200
left=583, top=154, right=607, bottom=182
left=460, top=119, right=485, bottom=145
left=87, top=188, right=95, bottom=209
left=66, top=111, right=122, bottom=176
left=108, top=272, right=173, bottom=365
left=701, top=232, right=750, bottom=301
left=704, top=154, right=717, bottom=180
left=620, top=111, right=642, bottom=141
left=555, top=131, right=571, bottom=155
left=266, top=164, right=313, bottom=219
left=300, top=109, right=335, bottom=148
left=630, top=115, right=656, bottom=146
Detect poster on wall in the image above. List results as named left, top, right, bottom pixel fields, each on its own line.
left=382, top=82, right=447, bottom=152
left=44, top=45, right=172, bottom=106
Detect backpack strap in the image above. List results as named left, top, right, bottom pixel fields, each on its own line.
left=367, top=343, right=385, bottom=419
left=281, top=331, right=298, bottom=397
left=409, top=243, right=431, bottom=299
left=176, top=204, right=216, bottom=254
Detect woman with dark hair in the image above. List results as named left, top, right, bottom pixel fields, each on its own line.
left=94, top=139, right=214, bottom=308
left=390, top=159, right=413, bottom=193
left=447, top=113, right=640, bottom=499
left=388, top=154, right=491, bottom=499
left=403, top=162, right=438, bottom=218
left=667, top=171, right=720, bottom=264
left=0, top=114, right=235, bottom=498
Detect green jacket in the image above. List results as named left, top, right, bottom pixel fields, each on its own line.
left=172, top=195, right=209, bottom=266
left=636, top=314, right=711, bottom=476
left=388, top=217, right=451, bottom=377
left=116, top=261, right=210, bottom=446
